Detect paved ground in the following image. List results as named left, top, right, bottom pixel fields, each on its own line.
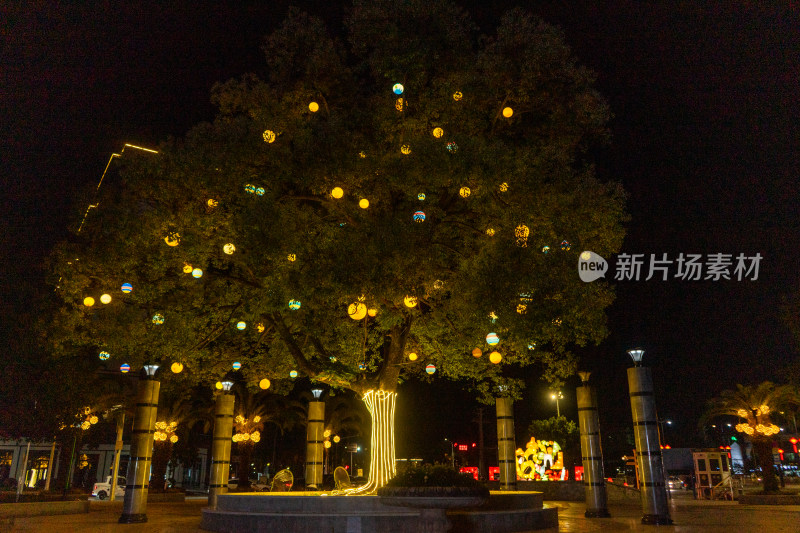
left=3, top=494, right=800, bottom=532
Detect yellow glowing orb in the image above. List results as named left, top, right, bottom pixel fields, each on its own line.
left=164, top=233, right=180, bottom=246
left=263, top=130, right=276, bottom=143
left=459, top=187, right=471, bottom=198
left=287, top=253, right=296, bottom=262
left=259, top=378, right=271, bottom=390
left=183, top=263, right=193, bottom=274
left=83, top=296, right=95, bottom=307
left=453, top=91, right=463, bottom=101
left=207, top=198, right=218, bottom=208
left=499, top=182, right=508, bottom=192
left=489, top=351, right=502, bottom=364
left=404, top=295, right=418, bottom=308
left=324, top=440, right=332, bottom=449
left=348, top=302, right=367, bottom=320
left=400, top=145, right=411, bottom=155
left=331, top=187, right=344, bottom=199
left=215, top=381, right=223, bottom=390
left=472, top=348, right=483, bottom=358
left=333, top=435, right=341, bottom=443
left=99, top=293, right=112, bottom=304
left=486, top=228, right=495, bottom=236
left=502, top=107, right=513, bottom=118
left=408, top=352, right=418, bottom=361
left=309, top=101, right=319, bottom=112
left=432, top=127, right=443, bottom=138
left=359, top=198, right=369, bottom=209
left=171, top=362, right=184, bottom=374
left=223, top=243, right=236, bottom=255
left=368, top=308, right=378, bottom=317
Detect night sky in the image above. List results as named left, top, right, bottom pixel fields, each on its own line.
left=3, top=2, right=799, bottom=453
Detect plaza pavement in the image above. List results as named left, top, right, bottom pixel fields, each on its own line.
left=3, top=493, right=800, bottom=532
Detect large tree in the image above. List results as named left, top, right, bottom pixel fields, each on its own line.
left=48, top=0, right=625, bottom=491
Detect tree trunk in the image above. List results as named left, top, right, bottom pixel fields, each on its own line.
left=343, top=389, right=397, bottom=494
left=237, top=442, right=254, bottom=489
left=752, top=439, right=778, bottom=493
left=149, top=442, right=172, bottom=491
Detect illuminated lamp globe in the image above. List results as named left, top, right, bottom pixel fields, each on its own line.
left=236, top=321, right=246, bottom=330
left=359, top=363, right=366, bottom=370
left=446, top=142, right=458, bottom=152
left=192, top=268, right=203, bottom=278
left=425, top=364, right=436, bottom=375
left=223, top=243, right=236, bottom=255
left=171, top=362, right=184, bottom=374
left=182, top=263, right=193, bottom=274
left=486, top=332, right=500, bottom=345
left=255, top=187, right=265, bottom=196
left=81, top=421, right=90, bottom=430
left=400, top=145, right=411, bottom=155
left=288, top=300, right=301, bottom=310
left=418, top=193, right=426, bottom=200
left=459, top=187, right=471, bottom=198
left=152, top=313, right=165, bottom=325
left=170, top=435, right=178, bottom=444
left=290, top=370, right=298, bottom=378
left=83, top=296, right=95, bottom=307
left=309, top=101, right=319, bottom=112
left=542, top=245, right=550, bottom=254
left=263, top=130, right=276, bottom=143
left=404, top=295, right=418, bottom=308
left=215, top=381, right=223, bottom=390
left=333, top=435, right=340, bottom=443
left=99, top=351, right=110, bottom=361
left=368, top=308, right=377, bottom=317
left=502, top=107, right=513, bottom=118
left=164, top=233, right=180, bottom=246
left=244, top=184, right=256, bottom=194
left=486, top=228, right=495, bottom=236
left=331, top=187, right=344, bottom=199
left=413, top=211, right=426, bottom=222
left=120, top=364, right=131, bottom=373
left=432, top=127, right=443, bottom=138
left=471, top=348, right=482, bottom=358
left=100, top=293, right=112, bottom=304
left=453, top=91, right=463, bottom=101
left=121, top=283, right=133, bottom=293
left=259, top=378, right=271, bottom=390
left=232, top=362, right=242, bottom=370
left=324, top=440, right=332, bottom=449
left=489, top=351, right=502, bottom=364
left=359, top=198, right=369, bottom=209
left=560, top=240, right=571, bottom=251
left=348, top=303, right=367, bottom=320
left=392, top=83, right=404, bottom=95
left=408, top=352, right=418, bottom=361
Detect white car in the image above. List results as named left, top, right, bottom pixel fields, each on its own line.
left=92, top=476, right=126, bottom=500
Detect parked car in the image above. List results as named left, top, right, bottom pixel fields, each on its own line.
left=92, top=476, right=126, bottom=500
left=667, top=476, right=686, bottom=490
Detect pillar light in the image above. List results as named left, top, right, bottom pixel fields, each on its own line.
left=627, top=348, right=645, bottom=366
left=578, top=371, right=591, bottom=383
left=311, top=388, right=324, bottom=399
left=221, top=380, right=234, bottom=391
left=143, top=364, right=159, bottom=377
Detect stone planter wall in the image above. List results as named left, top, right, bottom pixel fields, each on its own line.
left=0, top=500, right=89, bottom=518
left=738, top=493, right=800, bottom=505
left=488, top=480, right=584, bottom=501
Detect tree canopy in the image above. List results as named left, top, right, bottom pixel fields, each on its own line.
left=48, top=0, right=625, bottom=402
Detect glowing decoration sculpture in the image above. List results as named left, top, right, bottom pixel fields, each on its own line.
left=408, top=352, right=418, bottom=361
left=223, top=243, right=236, bottom=255
left=207, top=198, right=218, bottom=208
left=99, top=351, right=110, bottom=360
left=359, top=363, right=366, bottom=370
left=542, top=245, right=550, bottom=253
left=453, top=91, right=463, bottom=101
left=552, top=317, right=562, bottom=326
left=256, top=323, right=265, bottom=333
left=433, top=280, right=444, bottom=289
left=515, top=224, right=529, bottom=247
left=263, top=130, right=276, bottom=143
left=359, top=198, right=370, bottom=209
left=488, top=311, right=498, bottom=323
left=515, top=436, right=564, bottom=480
left=403, top=295, right=418, bottom=308
left=486, top=332, right=500, bottom=345
left=152, top=313, right=164, bottom=325
left=517, top=304, right=527, bottom=314
left=244, top=184, right=256, bottom=194
left=499, top=182, right=508, bottom=192
left=259, top=378, right=271, bottom=390
left=413, top=211, right=426, bottom=222
left=83, top=296, right=95, bottom=307
left=489, top=351, right=502, bottom=364
left=192, top=268, right=203, bottom=278
left=255, top=187, right=265, bottom=196
left=290, top=370, right=298, bottom=378
left=560, top=240, right=571, bottom=251
left=236, top=321, right=246, bottom=330
left=425, top=364, right=436, bottom=375
left=392, top=83, right=404, bottom=95
left=348, top=302, right=367, bottom=320
left=486, top=228, right=495, bottom=236
left=170, top=362, right=183, bottom=374
left=331, top=187, right=344, bottom=199
left=164, top=232, right=180, bottom=246
left=121, top=283, right=133, bottom=293
left=734, top=405, right=781, bottom=436
left=417, top=193, right=425, bottom=200
left=343, top=390, right=397, bottom=495
left=232, top=362, right=242, bottom=370
left=459, top=187, right=471, bottom=198
left=359, top=151, right=366, bottom=158
left=120, top=364, right=131, bottom=373
left=182, top=263, right=193, bottom=274
left=432, top=127, right=444, bottom=138
left=502, top=107, right=513, bottom=118
left=472, top=348, right=482, bottom=358
left=446, top=142, right=458, bottom=152
left=400, top=144, right=411, bottom=155
left=395, top=98, right=404, bottom=111
left=100, top=293, right=112, bottom=304
left=287, top=253, right=296, bottom=262
left=215, top=381, right=223, bottom=390
left=309, top=101, right=319, bottom=112
left=289, top=300, right=301, bottom=310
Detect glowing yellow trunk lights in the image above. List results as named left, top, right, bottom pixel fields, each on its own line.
left=344, top=390, right=397, bottom=494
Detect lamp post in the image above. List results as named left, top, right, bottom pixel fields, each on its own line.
left=577, top=371, right=610, bottom=518
left=626, top=349, right=672, bottom=525
left=444, top=439, right=455, bottom=469
left=495, top=387, right=517, bottom=491
left=551, top=390, right=564, bottom=417
left=305, top=388, right=325, bottom=489
left=208, top=378, right=235, bottom=509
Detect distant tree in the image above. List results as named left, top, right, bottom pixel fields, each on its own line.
left=47, top=0, right=626, bottom=490
left=700, top=382, right=798, bottom=493
left=526, top=415, right=580, bottom=479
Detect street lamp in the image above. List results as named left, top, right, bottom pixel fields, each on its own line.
left=444, top=438, right=455, bottom=469
left=627, top=348, right=645, bottom=366
left=550, top=391, right=564, bottom=417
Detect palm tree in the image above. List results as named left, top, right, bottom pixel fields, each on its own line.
left=701, top=382, right=798, bottom=493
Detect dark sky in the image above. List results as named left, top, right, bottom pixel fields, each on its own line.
left=3, top=1, right=799, bottom=450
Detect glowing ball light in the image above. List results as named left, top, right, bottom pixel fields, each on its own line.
left=152, top=313, right=165, bottom=325
left=331, top=187, right=344, bottom=199
left=288, top=300, right=301, bottom=310
left=368, top=308, right=378, bottom=317
left=333, top=435, right=341, bottom=443
left=472, top=348, right=482, bottom=358
left=223, top=243, right=236, bottom=255
left=244, top=184, right=255, bottom=194
left=486, top=332, right=500, bottom=346
left=395, top=98, right=404, bottom=111
left=400, top=145, right=411, bottom=155
left=232, top=362, right=242, bottom=370
left=171, top=362, right=183, bottom=373
left=236, top=321, right=246, bottom=330
left=413, top=211, right=426, bottom=222
left=164, top=233, right=180, bottom=246
left=192, top=268, right=203, bottom=278
left=432, top=127, right=443, bottom=138
left=120, top=364, right=131, bottom=373
left=359, top=199, right=369, bottom=209
left=404, top=295, right=418, bottom=308
left=489, top=351, right=502, bottom=364
left=392, top=83, right=404, bottom=95
left=560, top=240, right=571, bottom=251
left=121, top=283, right=133, bottom=293
left=183, top=263, right=193, bottom=274
left=502, top=107, right=513, bottom=118
left=486, top=228, right=495, bottom=236
left=259, top=378, right=271, bottom=390
left=426, top=364, right=436, bottom=375
left=542, top=245, right=550, bottom=254
left=287, top=253, right=296, bottom=262
left=446, top=142, right=458, bottom=152
left=499, top=182, right=508, bottom=192
left=263, top=130, right=276, bottom=143
left=255, top=187, right=265, bottom=196
left=309, top=101, right=319, bottom=112
left=289, top=370, right=298, bottom=378
left=459, top=187, right=471, bottom=198
left=348, top=302, right=367, bottom=320
left=408, top=352, right=418, bottom=361
left=83, top=296, right=95, bottom=307
left=99, top=351, right=110, bottom=360
left=215, top=381, right=223, bottom=390
left=453, top=91, right=463, bottom=101
left=100, top=293, right=112, bottom=304
left=358, top=363, right=366, bottom=370
left=418, top=193, right=426, bottom=201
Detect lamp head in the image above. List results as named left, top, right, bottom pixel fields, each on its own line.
left=627, top=348, right=645, bottom=366
left=143, top=364, right=159, bottom=377
left=221, top=380, right=234, bottom=391
left=311, top=388, right=324, bottom=399
left=578, top=371, right=591, bottom=384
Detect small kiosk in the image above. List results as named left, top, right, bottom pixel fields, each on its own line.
left=692, top=449, right=733, bottom=499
